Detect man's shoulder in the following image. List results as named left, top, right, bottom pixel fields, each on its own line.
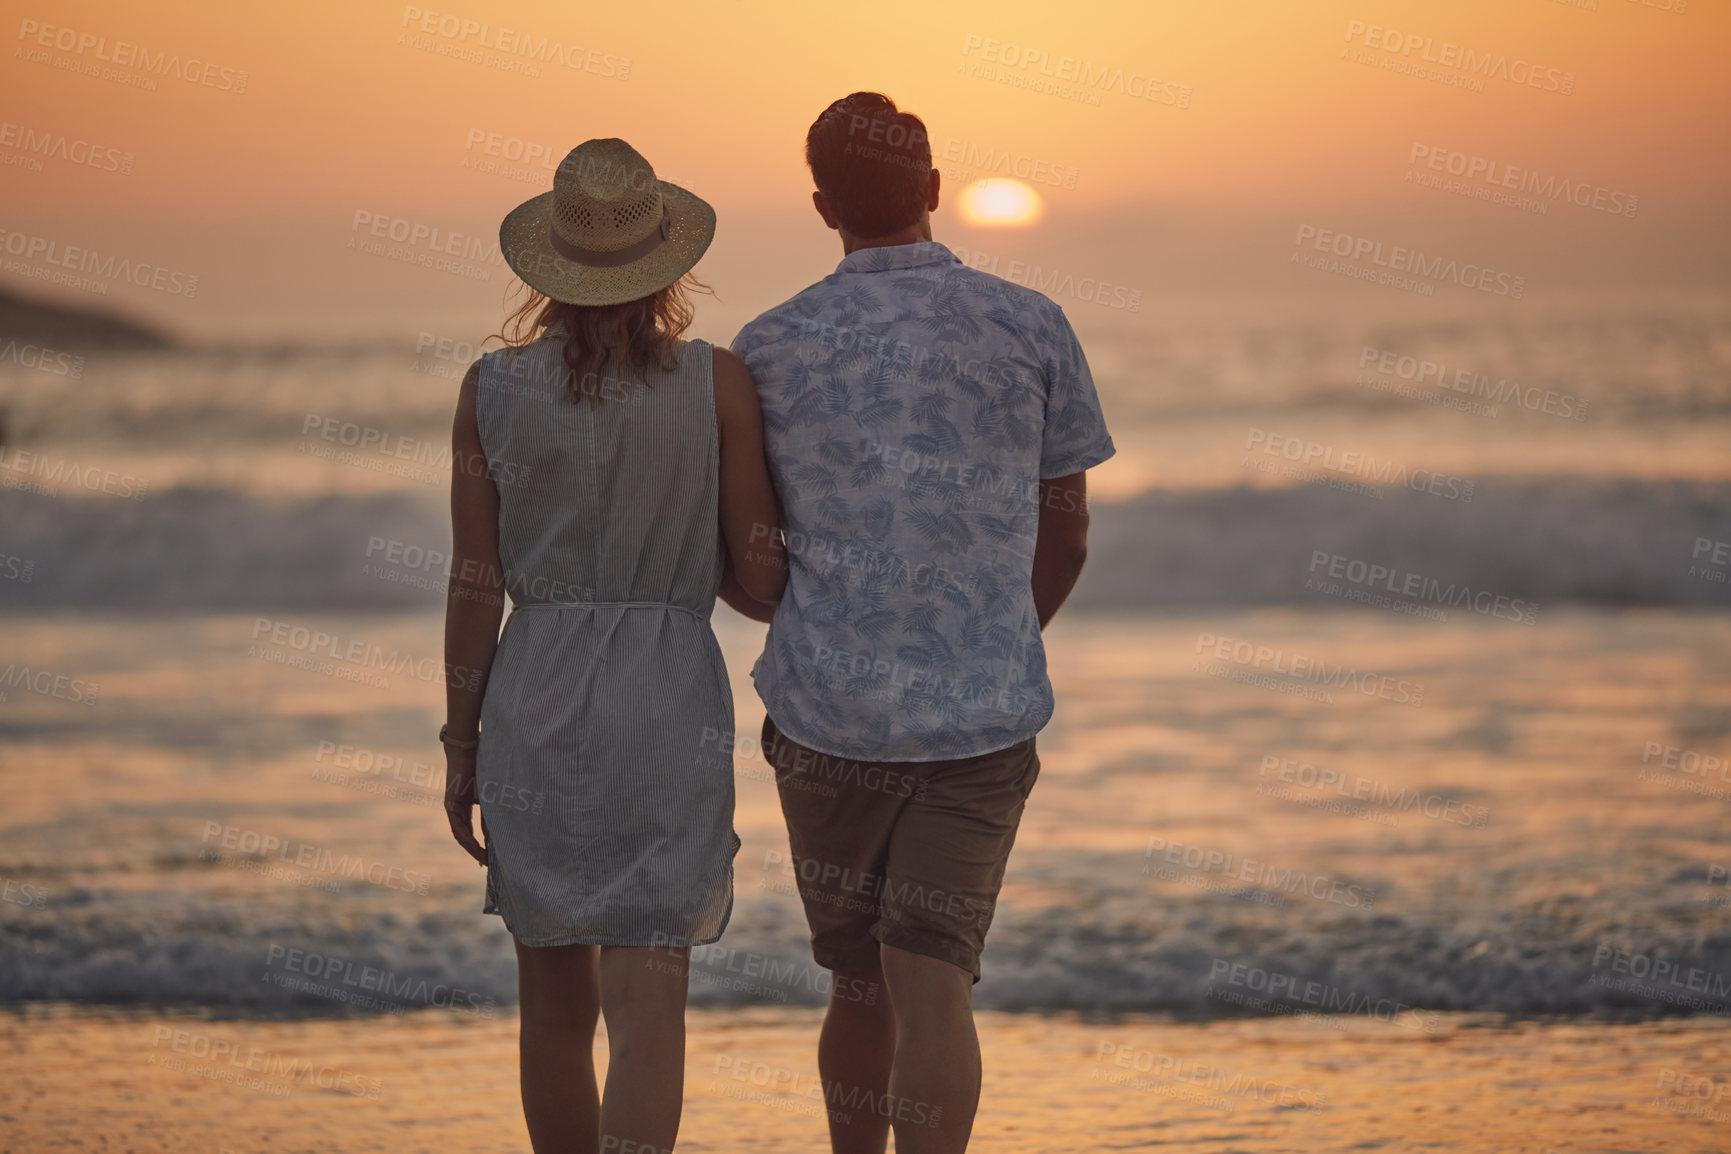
left=941, top=260, right=1072, bottom=328
left=732, top=253, right=1076, bottom=365
left=732, top=279, right=840, bottom=356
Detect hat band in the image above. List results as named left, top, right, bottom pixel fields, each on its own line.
left=548, top=203, right=672, bottom=268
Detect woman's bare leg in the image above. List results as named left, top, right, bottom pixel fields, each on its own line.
left=515, top=939, right=602, bottom=1153
left=598, top=945, right=691, bottom=1153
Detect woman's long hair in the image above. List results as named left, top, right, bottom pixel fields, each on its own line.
left=494, top=274, right=710, bottom=404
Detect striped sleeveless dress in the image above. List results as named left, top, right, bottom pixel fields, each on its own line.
left=473, top=331, right=739, bottom=948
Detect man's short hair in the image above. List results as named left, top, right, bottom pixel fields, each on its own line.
left=805, top=92, right=932, bottom=239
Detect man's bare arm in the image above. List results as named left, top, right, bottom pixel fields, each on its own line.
left=717, top=553, right=778, bottom=623
left=1032, top=471, right=1090, bottom=628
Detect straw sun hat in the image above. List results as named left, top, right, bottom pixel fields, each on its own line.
left=500, top=138, right=715, bottom=306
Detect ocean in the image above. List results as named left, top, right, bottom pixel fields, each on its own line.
left=2, top=289, right=1730, bottom=1150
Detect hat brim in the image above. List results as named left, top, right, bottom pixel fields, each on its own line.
left=499, top=180, right=715, bottom=307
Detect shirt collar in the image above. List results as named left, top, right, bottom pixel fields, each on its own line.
left=835, top=241, right=961, bottom=277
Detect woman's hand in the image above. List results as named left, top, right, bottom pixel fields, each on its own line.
left=444, top=744, right=489, bottom=866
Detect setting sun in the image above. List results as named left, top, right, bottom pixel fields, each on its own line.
left=957, top=178, right=1045, bottom=227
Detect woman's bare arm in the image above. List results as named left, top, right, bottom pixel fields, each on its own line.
left=443, top=361, right=505, bottom=865
left=713, top=347, right=787, bottom=604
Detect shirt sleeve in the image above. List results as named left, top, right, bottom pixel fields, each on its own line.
left=727, top=321, right=762, bottom=366
left=1039, top=307, right=1116, bottom=479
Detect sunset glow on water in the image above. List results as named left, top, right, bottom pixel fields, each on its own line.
left=3, top=0, right=1729, bottom=1150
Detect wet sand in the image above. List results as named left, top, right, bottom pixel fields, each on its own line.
left=3, top=1005, right=1727, bottom=1152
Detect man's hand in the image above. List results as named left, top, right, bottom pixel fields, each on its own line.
left=444, top=745, right=488, bottom=866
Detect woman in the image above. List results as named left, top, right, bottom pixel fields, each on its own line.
left=440, top=137, right=786, bottom=1153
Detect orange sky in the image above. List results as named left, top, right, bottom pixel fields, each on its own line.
left=4, top=0, right=1728, bottom=222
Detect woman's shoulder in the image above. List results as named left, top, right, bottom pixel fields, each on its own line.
left=667, top=336, right=721, bottom=379
left=480, top=333, right=562, bottom=371
left=469, top=337, right=565, bottom=406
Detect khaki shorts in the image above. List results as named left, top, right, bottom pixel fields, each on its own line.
left=762, top=715, right=1039, bottom=982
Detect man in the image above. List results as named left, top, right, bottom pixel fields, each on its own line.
left=721, top=91, right=1114, bottom=1154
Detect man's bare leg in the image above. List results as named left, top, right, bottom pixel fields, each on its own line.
left=818, top=955, right=895, bottom=1153
left=514, top=939, right=602, bottom=1153
left=881, top=944, right=980, bottom=1154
